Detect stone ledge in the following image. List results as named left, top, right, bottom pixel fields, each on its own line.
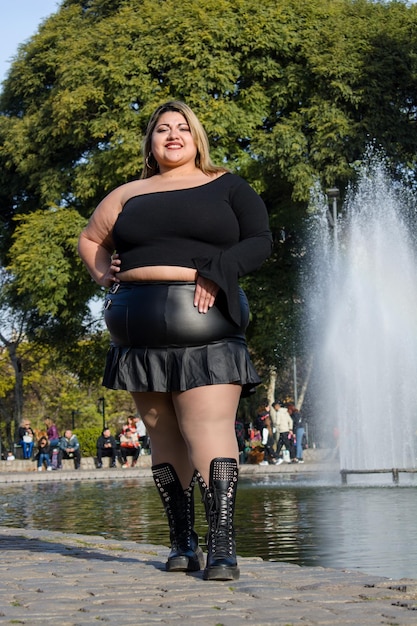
left=0, top=454, right=152, bottom=472
left=0, top=448, right=331, bottom=473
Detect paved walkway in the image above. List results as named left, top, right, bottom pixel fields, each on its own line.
left=1, top=526, right=416, bottom=625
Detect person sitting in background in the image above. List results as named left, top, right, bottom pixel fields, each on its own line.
left=58, top=429, right=81, bottom=470
left=18, top=419, right=35, bottom=459
left=119, top=416, right=140, bottom=468
left=35, top=436, right=52, bottom=471
left=45, top=418, right=60, bottom=448
left=6, top=451, right=15, bottom=461
left=96, top=427, right=117, bottom=468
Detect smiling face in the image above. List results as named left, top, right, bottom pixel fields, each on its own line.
left=151, top=110, right=198, bottom=173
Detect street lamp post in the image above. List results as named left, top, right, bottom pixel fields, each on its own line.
left=97, top=397, right=106, bottom=429
left=71, top=410, right=79, bottom=430
left=326, top=187, right=340, bottom=250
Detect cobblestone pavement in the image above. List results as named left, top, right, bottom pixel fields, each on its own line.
left=0, top=527, right=416, bottom=625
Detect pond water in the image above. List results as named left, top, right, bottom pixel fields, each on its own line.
left=1, top=475, right=416, bottom=580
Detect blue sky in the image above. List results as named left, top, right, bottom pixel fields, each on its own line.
left=0, top=0, right=60, bottom=84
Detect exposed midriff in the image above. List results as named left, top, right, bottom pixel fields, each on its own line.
left=118, top=265, right=198, bottom=282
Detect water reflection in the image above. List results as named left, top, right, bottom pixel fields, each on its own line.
left=1, top=477, right=416, bottom=579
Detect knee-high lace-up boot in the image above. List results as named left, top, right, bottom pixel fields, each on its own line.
left=152, top=463, right=204, bottom=572
left=197, top=457, right=240, bottom=581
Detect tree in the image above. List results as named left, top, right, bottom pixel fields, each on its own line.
left=0, top=268, right=32, bottom=442
left=1, top=0, right=417, bottom=394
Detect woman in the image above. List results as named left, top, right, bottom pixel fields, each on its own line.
left=78, top=101, right=272, bottom=581
left=18, top=420, right=35, bottom=459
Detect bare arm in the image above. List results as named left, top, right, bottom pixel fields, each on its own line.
left=78, top=187, right=125, bottom=287
left=78, top=233, right=121, bottom=287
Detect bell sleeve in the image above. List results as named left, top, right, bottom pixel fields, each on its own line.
left=193, top=176, right=273, bottom=326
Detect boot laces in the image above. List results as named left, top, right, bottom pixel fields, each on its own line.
left=154, top=471, right=194, bottom=551
left=210, top=486, right=234, bottom=557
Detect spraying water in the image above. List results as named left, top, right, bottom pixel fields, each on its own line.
left=307, top=156, right=417, bottom=471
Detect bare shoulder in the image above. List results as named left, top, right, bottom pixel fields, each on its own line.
left=101, top=180, right=146, bottom=207
left=81, top=181, right=141, bottom=244
left=116, top=180, right=150, bottom=205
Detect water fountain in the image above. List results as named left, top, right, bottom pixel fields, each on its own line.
left=306, top=155, right=417, bottom=478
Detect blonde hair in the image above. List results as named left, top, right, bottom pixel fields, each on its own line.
left=141, top=101, right=227, bottom=179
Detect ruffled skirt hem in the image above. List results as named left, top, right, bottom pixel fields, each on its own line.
left=102, top=340, right=260, bottom=398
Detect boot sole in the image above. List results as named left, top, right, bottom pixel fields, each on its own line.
left=203, top=565, right=240, bottom=581
left=166, top=547, right=205, bottom=572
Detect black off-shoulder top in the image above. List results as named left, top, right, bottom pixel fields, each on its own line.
left=112, top=173, right=272, bottom=325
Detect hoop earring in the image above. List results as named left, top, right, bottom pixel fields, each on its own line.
left=146, top=152, right=157, bottom=170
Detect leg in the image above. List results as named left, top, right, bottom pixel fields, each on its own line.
left=131, top=391, right=202, bottom=571
left=139, top=435, right=150, bottom=451
left=119, top=446, right=127, bottom=465
left=74, top=450, right=81, bottom=469
left=296, top=427, right=305, bottom=460
left=173, top=384, right=241, bottom=581
left=288, top=434, right=296, bottom=460
left=152, top=462, right=204, bottom=572
left=289, top=435, right=296, bottom=460
left=21, top=442, right=28, bottom=459
left=131, top=391, right=194, bottom=487
left=276, top=434, right=283, bottom=457
left=172, top=384, right=241, bottom=483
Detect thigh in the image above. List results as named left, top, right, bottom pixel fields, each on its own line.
left=130, top=392, right=185, bottom=451
left=130, top=391, right=178, bottom=433
left=130, top=391, right=193, bottom=480
left=173, top=384, right=241, bottom=477
left=173, top=384, right=241, bottom=440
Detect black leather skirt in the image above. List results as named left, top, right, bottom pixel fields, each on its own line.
left=102, top=282, right=260, bottom=397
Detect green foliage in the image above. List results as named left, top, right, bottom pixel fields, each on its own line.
left=74, top=426, right=102, bottom=457
left=8, top=208, right=95, bottom=318
left=61, top=332, right=110, bottom=384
